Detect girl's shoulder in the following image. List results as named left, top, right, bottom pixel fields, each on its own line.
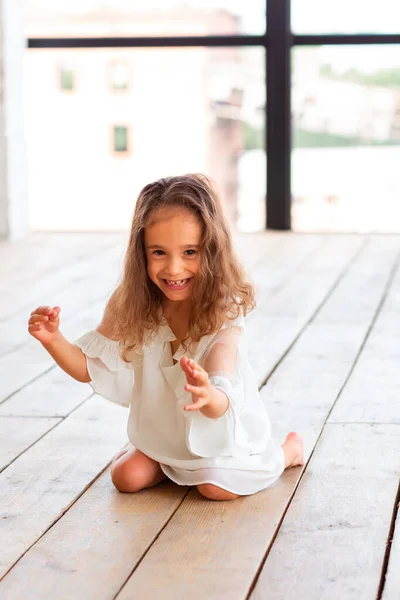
left=192, top=308, right=246, bottom=360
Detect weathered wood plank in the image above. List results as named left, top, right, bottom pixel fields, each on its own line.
left=0, top=416, right=62, bottom=471
left=111, top=237, right=395, bottom=599
left=328, top=255, right=400, bottom=425
left=0, top=367, right=91, bottom=418
left=0, top=233, right=319, bottom=411
left=0, top=241, right=125, bottom=357
left=0, top=475, right=188, bottom=600
left=1, top=234, right=398, bottom=600
left=250, top=424, right=400, bottom=600
left=0, top=397, right=128, bottom=579
left=248, top=235, right=365, bottom=381
left=0, top=233, right=126, bottom=320
left=249, top=238, right=400, bottom=599
left=0, top=285, right=116, bottom=404
left=1, top=235, right=361, bottom=599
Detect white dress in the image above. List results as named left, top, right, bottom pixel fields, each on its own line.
left=74, top=313, right=285, bottom=495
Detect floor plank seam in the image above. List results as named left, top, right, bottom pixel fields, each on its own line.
left=0, top=238, right=124, bottom=325
left=0, top=363, right=58, bottom=406
left=258, top=235, right=368, bottom=393
left=376, top=479, right=400, bottom=599
left=322, top=247, right=400, bottom=428
left=0, top=393, right=94, bottom=473
left=245, top=464, right=309, bottom=600
left=112, top=488, right=193, bottom=600
left=0, top=447, right=120, bottom=583
left=0, top=418, right=62, bottom=474
left=0, top=286, right=113, bottom=359
left=326, top=422, right=400, bottom=426
left=252, top=236, right=326, bottom=300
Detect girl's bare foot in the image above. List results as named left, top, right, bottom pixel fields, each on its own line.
left=281, top=432, right=305, bottom=468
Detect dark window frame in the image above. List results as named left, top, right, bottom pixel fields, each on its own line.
left=28, top=0, right=400, bottom=229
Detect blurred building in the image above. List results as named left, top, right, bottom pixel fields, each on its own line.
left=25, top=6, right=245, bottom=230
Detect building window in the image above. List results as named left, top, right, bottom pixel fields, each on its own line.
left=58, top=65, right=75, bottom=91
left=112, top=125, right=130, bottom=154
left=109, top=60, right=131, bottom=91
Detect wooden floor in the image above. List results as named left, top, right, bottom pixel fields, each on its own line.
left=0, top=231, right=399, bottom=600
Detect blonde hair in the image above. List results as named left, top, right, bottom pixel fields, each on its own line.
left=110, top=173, right=255, bottom=361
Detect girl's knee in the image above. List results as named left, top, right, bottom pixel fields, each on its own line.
left=111, top=460, right=144, bottom=493
left=196, top=483, right=240, bottom=501
left=110, top=450, right=165, bottom=493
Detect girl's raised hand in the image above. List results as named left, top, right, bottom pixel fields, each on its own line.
left=180, top=356, right=211, bottom=411
left=28, top=305, right=61, bottom=345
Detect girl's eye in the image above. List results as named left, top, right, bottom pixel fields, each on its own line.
left=153, top=250, right=165, bottom=256
left=184, top=249, right=197, bottom=256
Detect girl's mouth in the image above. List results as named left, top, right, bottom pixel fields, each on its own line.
left=162, top=278, right=192, bottom=291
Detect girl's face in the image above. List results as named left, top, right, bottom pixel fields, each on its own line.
left=144, top=207, right=201, bottom=304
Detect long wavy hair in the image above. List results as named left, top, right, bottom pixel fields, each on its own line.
left=110, top=173, right=255, bottom=361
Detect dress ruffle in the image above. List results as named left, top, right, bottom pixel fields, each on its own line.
left=74, top=330, right=135, bottom=407
left=75, top=330, right=137, bottom=370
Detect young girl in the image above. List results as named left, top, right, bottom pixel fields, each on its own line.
left=28, top=174, right=304, bottom=501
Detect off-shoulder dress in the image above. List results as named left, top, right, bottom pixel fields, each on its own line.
left=75, top=313, right=285, bottom=495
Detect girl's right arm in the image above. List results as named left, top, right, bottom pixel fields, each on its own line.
left=28, top=305, right=90, bottom=383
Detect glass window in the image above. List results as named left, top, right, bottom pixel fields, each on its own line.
left=113, top=125, right=129, bottom=152
left=292, top=0, right=400, bottom=34
left=59, top=65, right=74, bottom=90
left=109, top=60, right=131, bottom=91
left=24, top=47, right=265, bottom=232
left=292, top=45, right=400, bottom=232
left=24, top=1, right=266, bottom=37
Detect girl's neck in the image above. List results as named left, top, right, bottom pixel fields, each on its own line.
left=162, top=298, right=191, bottom=322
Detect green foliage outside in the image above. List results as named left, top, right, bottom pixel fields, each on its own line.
left=320, top=64, right=400, bottom=89
left=293, top=128, right=400, bottom=148
left=242, top=122, right=264, bottom=150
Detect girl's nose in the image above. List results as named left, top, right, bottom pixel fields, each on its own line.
left=166, top=256, right=184, bottom=276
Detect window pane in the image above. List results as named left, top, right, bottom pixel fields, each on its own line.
left=59, top=66, right=74, bottom=90
left=109, top=60, right=131, bottom=90
left=292, top=0, right=400, bottom=34
left=113, top=126, right=129, bottom=152
left=25, top=47, right=265, bottom=231
left=25, top=1, right=266, bottom=37
left=292, top=46, right=400, bottom=232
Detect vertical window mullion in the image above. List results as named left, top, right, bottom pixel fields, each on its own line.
left=266, top=0, right=292, bottom=230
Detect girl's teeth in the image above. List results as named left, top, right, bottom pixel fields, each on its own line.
left=166, top=279, right=188, bottom=286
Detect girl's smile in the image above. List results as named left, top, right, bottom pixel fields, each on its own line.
left=162, top=277, right=193, bottom=291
